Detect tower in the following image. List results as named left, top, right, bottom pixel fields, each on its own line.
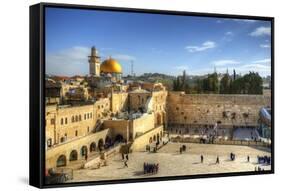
left=88, top=46, right=100, bottom=76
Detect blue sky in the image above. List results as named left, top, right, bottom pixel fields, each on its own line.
left=46, top=7, right=271, bottom=77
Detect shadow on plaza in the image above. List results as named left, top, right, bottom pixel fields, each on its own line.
left=133, top=171, right=157, bottom=177
left=249, top=146, right=271, bottom=153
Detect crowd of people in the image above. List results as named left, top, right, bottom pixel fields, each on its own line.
left=257, top=155, right=271, bottom=164
left=143, top=163, right=159, bottom=174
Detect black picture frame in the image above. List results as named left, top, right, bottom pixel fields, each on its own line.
left=30, top=2, right=274, bottom=189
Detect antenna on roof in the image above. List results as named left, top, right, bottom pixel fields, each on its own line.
left=131, top=60, right=135, bottom=77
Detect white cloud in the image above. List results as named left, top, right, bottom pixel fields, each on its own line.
left=212, top=59, right=240, bottom=66
left=225, top=31, right=233, bottom=36
left=250, top=26, right=271, bottom=37
left=185, top=41, right=216, bottom=52
left=232, top=19, right=257, bottom=23
left=260, top=44, right=271, bottom=48
left=46, top=46, right=90, bottom=76
left=252, top=58, right=271, bottom=64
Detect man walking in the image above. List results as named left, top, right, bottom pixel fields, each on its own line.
left=216, top=156, right=220, bottom=164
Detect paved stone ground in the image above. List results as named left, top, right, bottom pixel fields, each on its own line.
left=68, top=142, right=271, bottom=183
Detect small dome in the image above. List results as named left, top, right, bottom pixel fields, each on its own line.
left=100, top=58, right=122, bottom=73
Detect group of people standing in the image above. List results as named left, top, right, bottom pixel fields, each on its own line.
left=143, top=163, right=159, bottom=174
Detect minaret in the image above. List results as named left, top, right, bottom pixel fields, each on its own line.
left=88, top=46, right=100, bottom=76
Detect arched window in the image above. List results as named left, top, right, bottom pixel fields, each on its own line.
left=71, top=116, right=75, bottom=123
left=69, top=150, right=78, bottom=161
left=47, top=138, right=52, bottom=147
left=80, top=146, right=88, bottom=156
left=75, top=115, right=78, bottom=122
left=98, top=139, right=104, bottom=151
left=60, top=118, right=64, bottom=125
left=56, top=155, right=66, bottom=167
left=90, top=142, right=96, bottom=152
left=79, top=115, right=81, bottom=121
left=65, top=117, right=68, bottom=124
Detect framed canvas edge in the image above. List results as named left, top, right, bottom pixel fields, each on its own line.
left=29, top=2, right=275, bottom=189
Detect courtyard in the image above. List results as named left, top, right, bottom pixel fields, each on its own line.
left=68, top=142, right=271, bottom=182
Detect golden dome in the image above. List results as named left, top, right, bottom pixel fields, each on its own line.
left=100, top=58, right=122, bottom=73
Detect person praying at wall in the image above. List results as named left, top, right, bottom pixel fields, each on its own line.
left=201, top=155, right=204, bottom=163
left=247, top=155, right=250, bottom=162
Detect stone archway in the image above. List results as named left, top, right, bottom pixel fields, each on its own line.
left=157, top=133, right=160, bottom=143
left=105, top=136, right=112, bottom=149
left=80, top=145, right=88, bottom=157
left=149, top=137, right=153, bottom=143
left=56, top=155, right=66, bottom=167
left=98, top=139, right=104, bottom=151
left=69, top=150, right=78, bottom=161
left=153, top=135, right=156, bottom=142
left=90, top=142, right=96, bottom=152
left=115, top=134, right=124, bottom=143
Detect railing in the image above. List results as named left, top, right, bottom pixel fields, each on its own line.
left=170, top=136, right=271, bottom=147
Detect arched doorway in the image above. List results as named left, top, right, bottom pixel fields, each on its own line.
left=105, top=136, right=112, bottom=149
left=115, top=134, right=124, bottom=143
left=56, top=155, right=66, bottom=167
left=69, top=150, right=78, bottom=161
left=80, top=145, right=88, bottom=157
left=149, top=137, right=153, bottom=143
left=153, top=135, right=156, bottom=142
left=90, top=142, right=96, bottom=152
left=98, top=139, right=104, bottom=151
left=157, top=133, right=160, bottom=143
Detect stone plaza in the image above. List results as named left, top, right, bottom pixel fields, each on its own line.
left=69, top=142, right=271, bottom=182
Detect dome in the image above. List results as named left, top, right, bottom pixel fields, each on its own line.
left=100, top=58, right=122, bottom=74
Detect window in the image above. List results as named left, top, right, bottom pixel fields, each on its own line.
left=60, top=137, right=65, bottom=143
left=65, top=117, right=68, bottom=124
left=75, top=115, right=78, bottom=122
left=60, top=118, right=64, bottom=125
left=98, top=105, right=100, bottom=109
left=50, top=118, right=55, bottom=125
left=47, top=138, right=52, bottom=147
left=84, top=114, right=86, bottom=120
left=79, top=115, right=81, bottom=121
left=87, top=127, right=90, bottom=132
left=72, top=116, right=75, bottom=123
left=90, top=113, right=92, bottom=118
left=87, top=113, right=89, bottom=119
left=75, top=130, right=78, bottom=137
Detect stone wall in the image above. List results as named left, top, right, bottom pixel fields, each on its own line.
left=111, top=92, right=128, bottom=114
left=131, top=113, right=155, bottom=139
left=102, top=120, right=130, bottom=141
left=45, top=128, right=109, bottom=169
left=130, top=126, right=164, bottom=151
left=167, top=92, right=271, bottom=127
